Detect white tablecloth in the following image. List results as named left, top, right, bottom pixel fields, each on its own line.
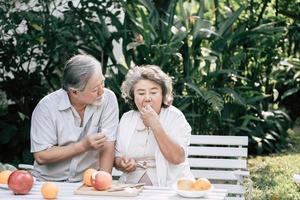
left=0, top=181, right=227, bottom=200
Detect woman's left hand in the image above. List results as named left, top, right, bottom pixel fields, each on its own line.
left=120, top=157, right=136, bottom=173
left=140, top=105, right=160, bottom=129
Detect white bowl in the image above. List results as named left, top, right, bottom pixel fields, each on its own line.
left=173, top=182, right=214, bottom=198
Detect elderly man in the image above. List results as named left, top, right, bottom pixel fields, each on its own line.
left=30, top=54, right=119, bottom=182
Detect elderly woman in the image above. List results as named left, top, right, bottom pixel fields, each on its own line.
left=30, top=54, right=119, bottom=182
left=115, top=65, right=193, bottom=187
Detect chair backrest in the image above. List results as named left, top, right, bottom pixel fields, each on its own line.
left=188, top=135, right=248, bottom=199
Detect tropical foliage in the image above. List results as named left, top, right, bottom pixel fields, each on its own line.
left=0, top=0, right=299, bottom=164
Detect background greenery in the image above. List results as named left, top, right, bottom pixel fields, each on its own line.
left=0, top=0, right=299, bottom=166
left=249, top=127, right=300, bottom=200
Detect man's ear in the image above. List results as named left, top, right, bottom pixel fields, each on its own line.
left=70, top=89, right=78, bottom=96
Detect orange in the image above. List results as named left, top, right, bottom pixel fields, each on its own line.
left=177, top=179, right=194, bottom=191
left=0, top=170, right=12, bottom=184
left=192, top=178, right=212, bottom=191
left=83, top=168, right=97, bottom=187
left=41, top=182, right=58, bottom=199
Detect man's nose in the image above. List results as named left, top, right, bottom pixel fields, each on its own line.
left=97, top=86, right=104, bottom=96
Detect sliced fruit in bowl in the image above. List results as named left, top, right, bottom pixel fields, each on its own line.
left=176, top=179, right=194, bottom=191
left=193, top=178, right=212, bottom=191
left=173, top=178, right=213, bottom=198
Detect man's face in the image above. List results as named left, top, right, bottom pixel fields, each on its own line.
left=77, top=73, right=105, bottom=105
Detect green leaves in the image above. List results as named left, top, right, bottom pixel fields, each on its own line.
left=0, top=122, right=17, bottom=144
left=0, top=0, right=298, bottom=162
left=217, top=6, right=245, bottom=36
left=281, top=88, right=299, bottom=100
left=118, top=0, right=295, bottom=155
left=186, top=82, right=224, bottom=113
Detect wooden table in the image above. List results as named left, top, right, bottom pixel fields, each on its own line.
left=0, top=181, right=227, bottom=200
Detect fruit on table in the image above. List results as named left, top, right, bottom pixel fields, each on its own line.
left=91, top=170, right=112, bottom=190
left=41, top=182, right=59, bottom=199
left=177, top=179, right=194, bottom=191
left=192, top=178, right=212, bottom=191
left=0, top=170, right=13, bottom=184
left=83, top=168, right=97, bottom=187
left=8, top=170, right=34, bottom=195
left=177, top=178, right=212, bottom=191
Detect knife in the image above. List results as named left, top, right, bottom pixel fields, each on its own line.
left=107, top=182, right=145, bottom=192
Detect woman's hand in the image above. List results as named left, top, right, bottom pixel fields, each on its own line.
left=115, top=156, right=136, bottom=173
left=140, top=105, right=160, bottom=129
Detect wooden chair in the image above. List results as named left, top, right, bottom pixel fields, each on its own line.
left=188, top=135, right=250, bottom=200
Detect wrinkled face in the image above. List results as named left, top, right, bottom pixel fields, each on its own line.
left=77, top=73, right=105, bottom=105
left=133, top=79, right=163, bottom=114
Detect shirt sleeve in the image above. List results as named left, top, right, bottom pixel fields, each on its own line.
left=114, top=112, right=128, bottom=157
left=168, top=111, right=192, bottom=157
left=114, top=124, right=122, bottom=157
left=99, top=90, right=119, bottom=141
left=30, top=101, right=57, bottom=153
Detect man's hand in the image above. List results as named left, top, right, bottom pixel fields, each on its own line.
left=34, top=133, right=108, bottom=165
left=82, top=133, right=107, bottom=151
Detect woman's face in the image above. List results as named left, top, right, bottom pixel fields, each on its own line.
left=133, top=79, right=163, bottom=114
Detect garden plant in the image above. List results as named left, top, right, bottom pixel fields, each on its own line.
left=0, top=0, right=300, bottom=199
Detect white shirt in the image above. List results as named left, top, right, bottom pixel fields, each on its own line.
left=115, top=106, right=194, bottom=186
left=30, top=88, right=119, bottom=182
left=122, top=118, right=158, bottom=185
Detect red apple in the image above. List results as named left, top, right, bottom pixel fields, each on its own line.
left=91, top=170, right=112, bottom=191
left=8, top=170, right=34, bottom=195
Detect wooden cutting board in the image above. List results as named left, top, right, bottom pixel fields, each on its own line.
left=74, top=182, right=144, bottom=197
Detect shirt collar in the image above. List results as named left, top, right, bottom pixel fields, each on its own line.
left=58, top=89, right=72, bottom=111
left=58, top=88, right=105, bottom=111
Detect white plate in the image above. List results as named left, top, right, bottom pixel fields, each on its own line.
left=0, top=184, right=9, bottom=190
left=173, top=183, right=213, bottom=198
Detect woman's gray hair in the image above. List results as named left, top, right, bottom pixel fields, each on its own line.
left=62, top=54, right=103, bottom=91
left=121, top=65, right=173, bottom=110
